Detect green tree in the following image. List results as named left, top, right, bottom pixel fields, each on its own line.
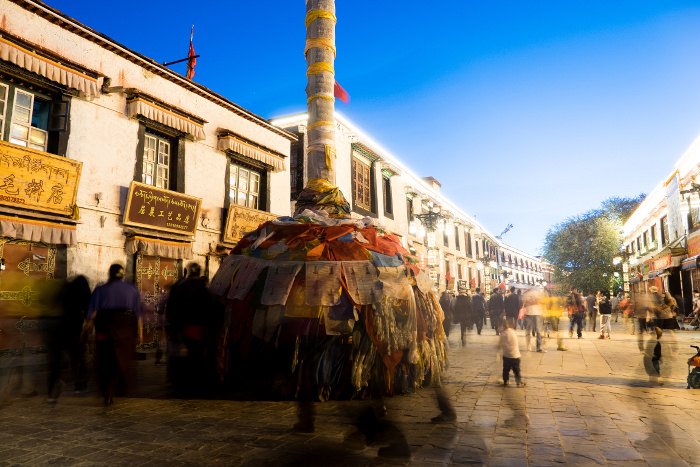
left=543, top=195, right=644, bottom=295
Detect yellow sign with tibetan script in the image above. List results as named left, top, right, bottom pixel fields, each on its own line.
left=0, top=141, right=82, bottom=216
left=223, top=205, right=278, bottom=244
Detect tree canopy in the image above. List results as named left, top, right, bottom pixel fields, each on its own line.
left=543, top=195, right=644, bottom=295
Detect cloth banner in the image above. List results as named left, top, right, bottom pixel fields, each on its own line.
left=0, top=215, right=76, bottom=245
left=209, top=255, right=243, bottom=296
left=227, top=257, right=267, bottom=300
left=305, top=261, right=342, bottom=306
left=342, top=261, right=381, bottom=305
left=251, top=306, right=285, bottom=342
left=377, top=265, right=412, bottom=301
left=414, top=269, right=433, bottom=294
left=261, top=261, right=304, bottom=305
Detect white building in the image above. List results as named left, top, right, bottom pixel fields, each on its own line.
left=0, top=0, right=293, bottom=351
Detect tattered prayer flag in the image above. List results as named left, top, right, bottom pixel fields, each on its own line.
left=334, top=80, right=349, bottom=104
left=186, top=25, right=196, bottom=80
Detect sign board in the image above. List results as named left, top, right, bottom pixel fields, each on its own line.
left=0, top=141, right=82, bottom=216
left=654, top=255, right=672, bottom=271
left=123, top=181, right=201, bottom=236
left=688, top=232, right=700, bottom=257
left=665, top=171, right=684, bottom=242
left=222, top=204, right=278, bottom=244
left=457, top=279, right=468, bottom=293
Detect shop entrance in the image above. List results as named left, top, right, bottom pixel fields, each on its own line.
left=0, top=238, right=57, bottom=354
left=134, top=253, right=180, bottom=349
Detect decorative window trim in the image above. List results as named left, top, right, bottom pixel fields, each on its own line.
left=0, top=34, right=101, bottom=97
left=126, top=92, right=206, bottom=140
left=217, top=129, right=286, bottom=172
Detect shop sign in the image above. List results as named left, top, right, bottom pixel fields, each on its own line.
left=222, top=204, right=278, bottom=244
left=123, top=181, right=201, bottom=236
left=642, top=260, right=651, bottom=276
left=688, top=233, right=700, bottom=257
left=457, top=279, right=468, bottom=293
left=0, top=141, right=82, bottom=216
left=654, top=255, right=672, bottom=271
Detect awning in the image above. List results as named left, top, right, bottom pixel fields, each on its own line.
left=0, top=35, right=100, bottom=97
left=218, top=133, right=286, bottom=172
left=0, top=214, right=76, bottom=245
left=682, top=255, right=700, bottom=271
left=125, top=235, right=193, bottom=259
left=126, top=96, right=205, bottom=140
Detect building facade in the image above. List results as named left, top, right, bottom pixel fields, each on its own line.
left=0, top=0, right=293, bottom=353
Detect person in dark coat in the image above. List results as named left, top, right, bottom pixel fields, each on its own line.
left=439, top=291, right=453, bottom=338
left=88, top=264, right=142, bottom=406
left=470, top=288, right=487, bottom=335
left=166, top=262, right=219, bottom=396
left=452, top=291, right=472, bottom=346
left=504, top=287, right=520, bottom=328
left=488, top=288, right=505, bottom=335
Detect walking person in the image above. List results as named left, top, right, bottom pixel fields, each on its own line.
left=567, top=287, right=584, bottom=339
left=87, top=264, right=142, bottom=406
left=439, top=291, right=453, bottom=338
left=488, top=288, right=505, bottom=335
left=471, top=288, right=487, bottom=335
left=586, top=291, right=598, bottom=332
left=504, top=287, right=520, bottom=328
left=543, top=290, right=567, bottom=351
left=598, top=291, right=612, bottom=339
left=516, top=290, right=525, bottom=329
left=498, top=319, right=525, bottom=387
left=524, top=288, right=545, bottom=352
left=611, top=293, right=620, bottom=323
left=452, top=290, right=471, bottom=346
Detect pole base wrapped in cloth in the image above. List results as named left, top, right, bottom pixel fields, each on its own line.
left=211, top=183, right=446, bottom=401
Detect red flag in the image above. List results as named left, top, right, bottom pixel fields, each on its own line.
left=334, top=80, right=350, bottom=104
left=186, top=26, right=196, bottom=80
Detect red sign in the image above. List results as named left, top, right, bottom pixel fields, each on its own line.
left=689, top=233, right=700, bottom=257
left=654, top=255, right=672, bottom=271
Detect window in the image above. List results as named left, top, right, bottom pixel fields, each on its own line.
left=406, top=197, right=414, bottom=225
left=643, top=231, right=648, bottom=248
left=142, top=133, right=171, bottom=189
left=650, top=225, right=656, bottom=244
left=382, top=176, right=393, bottom=216
left=352, top=156, right=372, bottom=211
left=661, top=217, right=669, bottom=246
left=4, top=87, right=50, bottom=151
left=229, top=162, right=262, bottom=209
left=466, top=232, right=472, bottom=256
left=636, top=237, right=641, bottom=252
left=455, top=226, right=460, bottom=250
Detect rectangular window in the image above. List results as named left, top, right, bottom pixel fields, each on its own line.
left=352, top=157, right=372, bottom=211
left=650, top=225, right=656, bottom=243
left=382, top=176, right=393, bottom=215
left=661, top=217, right=669, bottom=246
left=467, top=232, right=472, bottom=256
left=0, top=83, right=7, bottom=140
left=406, top=197, right=413, bottom=225
left=455, top=226, right=460, bottom=250
left=443, top=227, right=449, bottom=246
left=9, top=89, right=49, bottom=151
left=636, top=236, right=641, bottom=252
left=229, top=162, right=261, bottom=209
left=643, top=231, right=648, bottom=248
left=142, top=133, right=171, bottom=189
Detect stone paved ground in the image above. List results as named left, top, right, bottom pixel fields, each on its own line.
left=1, top=319, right=700, bottom=466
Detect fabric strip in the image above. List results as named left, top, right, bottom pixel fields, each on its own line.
left=227, top=257, right=267, bottom=300
left=261, top=261, right=304, bottom=306
left=305, top=261, right=342, bottom=306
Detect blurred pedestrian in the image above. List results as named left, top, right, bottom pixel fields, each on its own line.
left=489, top=288, right=505, bottom=335
left=504, top=287, right=519, bottom=328
left=567, top=287, right=584, bottom=339
left=598, top=291, right=612, bottom=339
left=543, top=290, right=567, bottom=351
left=643, top=327, right=665, bottom=385
left=610, top=293, right=620, bottom=323
left=524, top=288, right=545, bottom=352
left=587, top=291, right=598, bottom=332
left=452, top=290, right=471, bottom=346
left=439, top=291, right=453, bottom=338
left=166, top=262, right=219, bottom=396
left=498, top=318, right=525, bottom=387
left=470, top=288, right=486, bottom=335
left=516, top=290, right=525, bottom=329
left=87, top=264, right=142, bottom=406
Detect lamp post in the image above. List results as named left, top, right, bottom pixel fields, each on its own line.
left=415, top=204, right=447, bottom=289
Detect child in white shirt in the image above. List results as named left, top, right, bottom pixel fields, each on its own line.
left=499, top=320, right=525, bottom=387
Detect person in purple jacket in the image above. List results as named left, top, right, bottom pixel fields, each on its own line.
left=88, top=263, right=142, bottom=406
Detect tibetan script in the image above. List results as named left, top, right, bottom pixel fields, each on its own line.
left=223, top=204, right=278, bottom=244
left=123, top=181, right=202, bottom=235
left=0, top=141, right=82, bottom=216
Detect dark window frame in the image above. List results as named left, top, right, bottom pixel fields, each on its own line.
left=134, top=121, right=184, bottom=193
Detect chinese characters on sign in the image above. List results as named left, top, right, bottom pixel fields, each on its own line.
left=223, top=204, right=278, bottom=244
left=0, top=141, right=82, bottom=216
left=123, top=181, right=202, bottom=236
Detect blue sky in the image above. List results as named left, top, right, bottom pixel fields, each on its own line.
left=47, top=1, right=700, bottom=255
